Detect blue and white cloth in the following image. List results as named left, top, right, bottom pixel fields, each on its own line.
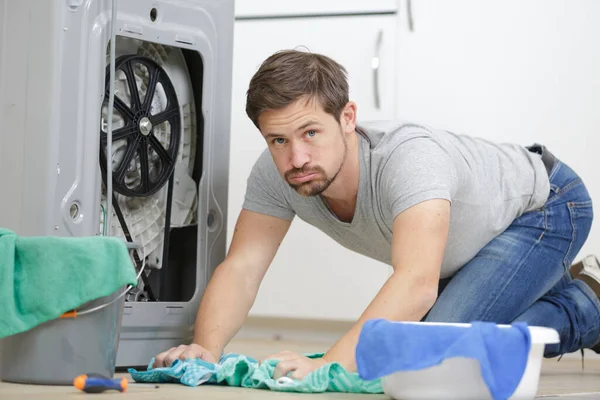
left=356, top=319, right=532, bottom=400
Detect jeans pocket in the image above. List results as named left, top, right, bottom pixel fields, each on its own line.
left=564, top=200, right=594, bottom=268
left=568, top=200, right=594, bottom=217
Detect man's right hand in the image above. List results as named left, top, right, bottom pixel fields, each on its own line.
left=149, top=211, right=291, bottom=370
left=152, top=343, right=219, bottom=368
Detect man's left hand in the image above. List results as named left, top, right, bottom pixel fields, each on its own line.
left=264, top=351, right=329, bottom=380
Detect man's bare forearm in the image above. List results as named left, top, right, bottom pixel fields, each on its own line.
left=324, top=270, right=438, bottom=371
left=192, top=260, right=259, bottom=359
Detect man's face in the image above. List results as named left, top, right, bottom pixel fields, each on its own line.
left=257, top=97, right=353, bottom=197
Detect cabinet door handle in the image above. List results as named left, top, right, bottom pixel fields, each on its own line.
left=407, top=0, right=414, bottom=32
left=372, top=29, right=383, bottom=110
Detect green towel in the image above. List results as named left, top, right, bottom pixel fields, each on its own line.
left=0, top=228, right=138, bottom=338
left=128, top=352, right=383, bottom=393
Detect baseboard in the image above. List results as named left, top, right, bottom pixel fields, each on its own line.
left=235, top=316, right=600, bottom=363
left=234, top=315, right=354, bottom=345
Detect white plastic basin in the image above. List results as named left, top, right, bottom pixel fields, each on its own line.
left=379, top=321, right=559, bottom=400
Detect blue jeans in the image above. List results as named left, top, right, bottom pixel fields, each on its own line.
left=425, top=158, right=599, bottom=357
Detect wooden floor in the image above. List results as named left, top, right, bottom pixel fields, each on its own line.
left=1, top=338, right=600, bottom=399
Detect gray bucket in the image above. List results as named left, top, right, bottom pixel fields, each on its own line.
left=0, top=284, right=127, bottom=385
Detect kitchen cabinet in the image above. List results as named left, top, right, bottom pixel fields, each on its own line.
left=227, top=13, right=398, bottom=321
left=394, top=0, right=600, bottom=259
left=226, top=0, right=600, bottom=323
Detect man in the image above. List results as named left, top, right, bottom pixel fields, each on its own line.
left=153, top=49, right=600, bottom=380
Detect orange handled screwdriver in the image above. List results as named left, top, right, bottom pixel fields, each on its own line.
left=74, top=373, right=127, bottom=393
left=73, top=373, right=159, bottom=393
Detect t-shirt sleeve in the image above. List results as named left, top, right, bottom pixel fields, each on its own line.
left=381, top=136, right=457, bottom=219
left=242, top=150, right=296, bottom=221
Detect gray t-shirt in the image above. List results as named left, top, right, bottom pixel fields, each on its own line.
left=242, top=121, right=550, bottom=278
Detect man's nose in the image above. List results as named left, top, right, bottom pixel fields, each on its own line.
left=290, top=143, right=310, bottom=169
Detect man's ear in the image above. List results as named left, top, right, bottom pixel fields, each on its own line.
left=340, top=101, right=357, bottom=135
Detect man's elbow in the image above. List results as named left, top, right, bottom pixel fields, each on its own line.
left=420, top=284, right=438, bottom=314
left=409, top=274, right=439, bottom=315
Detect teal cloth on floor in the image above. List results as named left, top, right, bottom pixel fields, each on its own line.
left=128, top=352, right=383, bottom=394
left=0, top=228, right=138, bottom=339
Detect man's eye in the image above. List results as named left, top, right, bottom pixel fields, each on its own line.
left=274, top=138, right=285, bottom=144
left=306, top=130, right=317, bottom=138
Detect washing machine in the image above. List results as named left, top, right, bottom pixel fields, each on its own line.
left=0, top=0, right=235, bottom=367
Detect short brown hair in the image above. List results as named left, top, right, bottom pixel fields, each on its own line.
left=245, top=49, right=349, bottom=130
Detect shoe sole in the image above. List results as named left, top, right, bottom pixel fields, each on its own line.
left=570, top=254, right=600, bottom=354
left=571, top=255, right=600, bottom=282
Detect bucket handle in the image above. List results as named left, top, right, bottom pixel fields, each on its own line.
left=59, top=242, right=146, bottom=318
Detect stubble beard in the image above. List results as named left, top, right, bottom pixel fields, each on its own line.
left=285, top=136, right=348, bottom=197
